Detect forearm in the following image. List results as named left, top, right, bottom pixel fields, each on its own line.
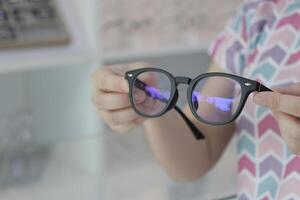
left=143, top=108, right=235, bottom=181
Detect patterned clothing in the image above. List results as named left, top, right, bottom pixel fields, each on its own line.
left=209, top=0, right=300, bottom=199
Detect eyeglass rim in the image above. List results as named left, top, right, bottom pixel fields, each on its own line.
left=125, top=67, right=265, bottom=125
left=187, top=72, right=258, bottom=125
left=126, top=67, right=177, bottom=118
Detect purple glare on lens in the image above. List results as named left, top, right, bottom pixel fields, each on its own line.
left=210, top=97, right=234, bottom=112
left=145, top=85, right=170, bottom=101
left=192, top=91, right=234, bottom=112
left=162, top=91, right=171, bottom=100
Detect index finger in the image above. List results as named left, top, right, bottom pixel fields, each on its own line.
left=272, top=82, right=300, bottom=96
left=253, top=92, right=300, bottom=117
left=92, top=68, right=129, bottom=93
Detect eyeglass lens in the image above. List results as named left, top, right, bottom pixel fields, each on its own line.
left=191, top=76, right=242, bottom=123
left=132, top=71, right=172, bottom=116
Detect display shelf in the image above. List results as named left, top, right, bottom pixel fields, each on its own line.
left=103, top=43, right=209, bottom=63
left=0, top=0, right=97, bottom=74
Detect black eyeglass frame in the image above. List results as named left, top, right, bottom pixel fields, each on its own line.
left=125, top=68, right=271, bottom=139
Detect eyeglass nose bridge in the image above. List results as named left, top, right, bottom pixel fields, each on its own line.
left=175, top=76, right=192, bottom=86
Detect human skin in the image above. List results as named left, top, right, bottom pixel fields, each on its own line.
left=91, top=62, right=235, bottom=181
left=92, top=61, right=300, bottom=181
left=253, top=84, right=300, bottom=155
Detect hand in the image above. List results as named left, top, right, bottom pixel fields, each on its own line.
left=253, top=83, right=300, bottom=155
left=91, top=62, right=150, bottom=133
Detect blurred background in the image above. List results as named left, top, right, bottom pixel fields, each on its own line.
left=0, top=0, right=241, bottom=199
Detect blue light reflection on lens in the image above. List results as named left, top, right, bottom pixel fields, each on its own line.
left=192, top=91, right=234, bottom=112
left=144, top=85, right=170, bottom=102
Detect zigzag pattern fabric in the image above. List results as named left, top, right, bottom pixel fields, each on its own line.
left=210, top=0, right=300, bottom=199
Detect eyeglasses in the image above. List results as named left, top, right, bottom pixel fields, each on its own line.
left=125, top=68, right=272, bottom=140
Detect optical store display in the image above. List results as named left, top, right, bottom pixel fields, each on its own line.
left=101, top=0, right=242, bottom=50
left=0, top=0, right=69, bottom=49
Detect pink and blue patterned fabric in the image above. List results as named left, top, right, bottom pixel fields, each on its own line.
left=209, top=0, right=300, bottom=199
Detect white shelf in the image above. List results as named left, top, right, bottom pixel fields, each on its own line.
left=103, top=43, right=209, bottom=63
left=0, top=0, right=97, bottom=74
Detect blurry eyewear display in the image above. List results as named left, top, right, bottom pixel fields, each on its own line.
left=125, top=68, right=272, bottom=140
left=0, top=0, right=69, bottom=49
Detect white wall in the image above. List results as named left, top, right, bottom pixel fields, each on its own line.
left=0, top=1, right=104, bottom=199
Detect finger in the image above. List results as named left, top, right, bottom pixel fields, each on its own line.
left=275, top=111, right=300, bottom=127
left=92, top=91, right=131, bottom=111
left=272, top=82, right=300, bottom=96
left=274, top=111, right=300, bottom=154
left=92, top=89, right=146, bottom=111
left=253, top=92, right=300, bottom=117
left=92, top=68, right=129, bottom=93
left=109, top=124, right=134, bottom=133
left=109, top=62, right=151, bottom=76
left=100, top=108, right=143, bottom=126
left=137, top=70, right=158, bottom=86
left=109, top=121, right=144, bottom=133
left=135, top=96, right=165, bottom=115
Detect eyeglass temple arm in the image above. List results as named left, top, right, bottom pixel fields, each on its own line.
left=134, top=79, right=205, bottom=140
left=258, top=83, right=273, bottom=92
left=173, top=106, right=205, bottom=140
